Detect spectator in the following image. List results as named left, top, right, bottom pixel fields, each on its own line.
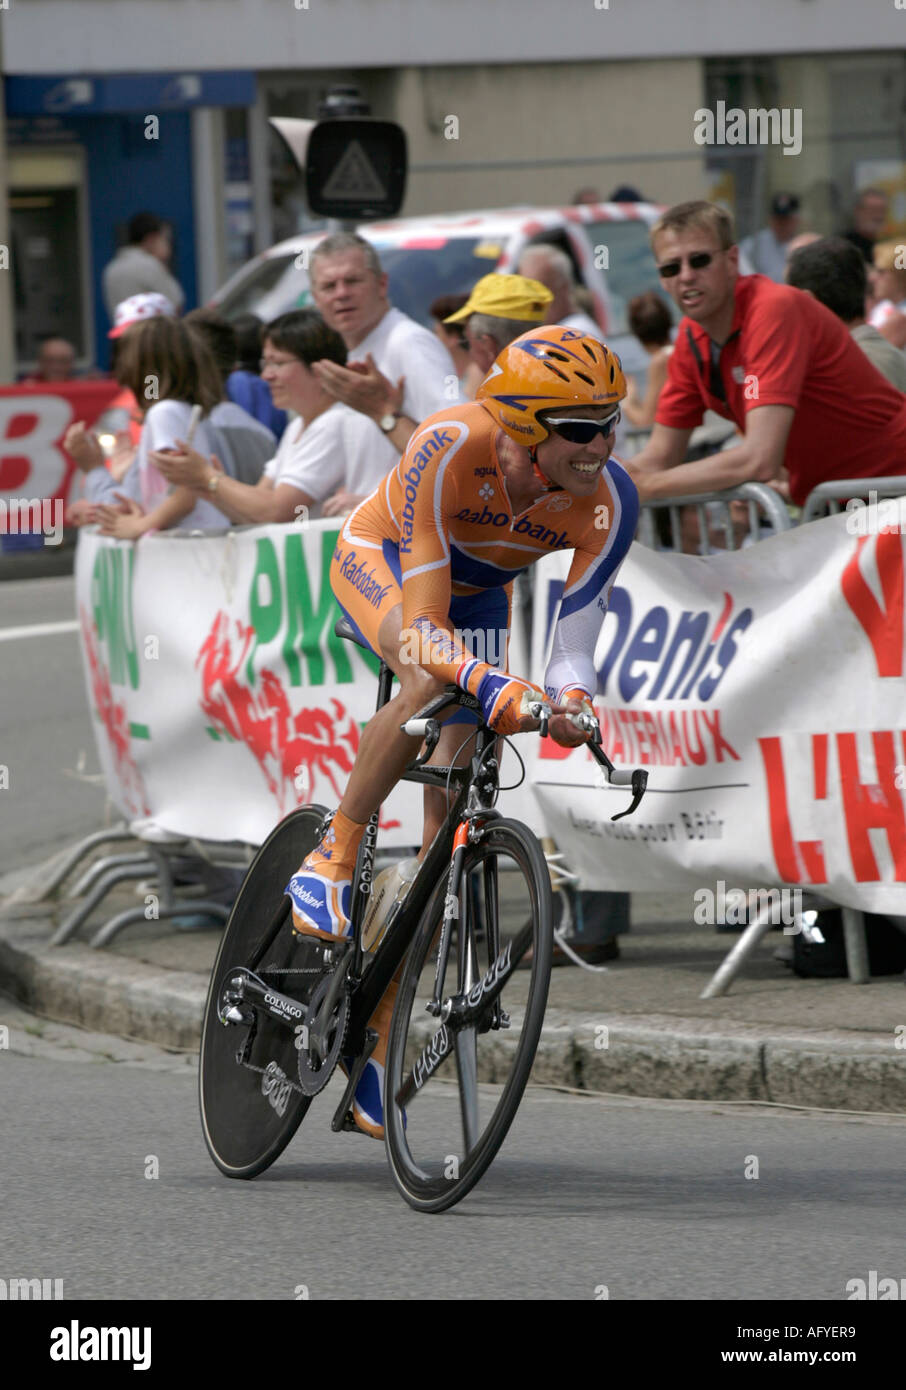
left=739, top=192, right=801, bottom=283
left=441, top=273, right=554, bottom=377
left=516, top=244, right=601, bottom=338
left=150, top=310, right=394, bottom=524
left=842, top=187, right=889, bottom=265
left=868, top=239, right=906, bottom=350
left=429, top=293, right=478, bottom=396
left=573, top=186, right=602, bottom=205
left=786, top=236, right=906, bottom=392
left=226, top=313, right=288, bottom=438
left=184, top=308, right=277, bottom=485
left=626, top=199, right=906, bottom=509
left=783, top=231, right=822, bottom=262
left=93, top=316, right=226, bottom=538
left=622, top=292, right=674, bottom=428
left=21, top=336, right=77, bottom=383
left=307, top=231, right=457, bottom=462
left=63, top=294, right=179, bottom=523
left=609, top=185, right=644, bottom=203
left=102, top=212, right=185, bottom=321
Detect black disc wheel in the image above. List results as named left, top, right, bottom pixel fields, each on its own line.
left=199, top=804, right=330, bottom=1179
left=384, top=818, right=553, bottom=1213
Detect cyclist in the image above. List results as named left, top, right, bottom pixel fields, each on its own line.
left=287, top=325, right=639, bottom=1137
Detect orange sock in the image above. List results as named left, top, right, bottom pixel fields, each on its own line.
left=304, top=808, right=367, bottom=881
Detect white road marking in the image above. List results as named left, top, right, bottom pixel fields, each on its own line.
left=0, top=619, right=79, bottom=643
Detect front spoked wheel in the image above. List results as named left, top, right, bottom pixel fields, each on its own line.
left=384, top=818, right=552, bottom=1212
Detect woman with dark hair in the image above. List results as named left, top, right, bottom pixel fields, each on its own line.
left=150, top=309, right=394, bottom=523
left=95, top=316, right=227, bottom=537
left=622, top=291, right=675, bottom=430
left=226, top=313, right=288, bottom=436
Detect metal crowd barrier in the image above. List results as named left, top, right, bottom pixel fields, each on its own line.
left=635, top=481, right=792, bottom=555
left=799, top=476, right=906, bottom=526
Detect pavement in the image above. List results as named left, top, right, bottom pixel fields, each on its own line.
left=1, top=843, right=904, bottom=1114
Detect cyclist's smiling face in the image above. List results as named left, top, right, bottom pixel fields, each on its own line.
left=534, top=405, right=617, bottom=493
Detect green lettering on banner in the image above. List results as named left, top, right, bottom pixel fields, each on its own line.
left=91, top=546, right=139, bottom=689
left=247, top=537, right=282, bottom=683
left=246, top=529, right=381, bottom=686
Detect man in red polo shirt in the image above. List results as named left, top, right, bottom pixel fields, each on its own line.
left=627, top=200, right=906, bottom=507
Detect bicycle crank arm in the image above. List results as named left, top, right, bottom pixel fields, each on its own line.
left=221, top=968, right=307, bottom=1033
left=329, top=1028, right=379, bottom=1132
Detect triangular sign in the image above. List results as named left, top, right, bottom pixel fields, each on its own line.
left=321, top=140, right=386, bottom=202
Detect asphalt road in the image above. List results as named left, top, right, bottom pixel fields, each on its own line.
left=1, top=1006, right=904, bottom=1303
left=0, top=574, right=107, bottom=876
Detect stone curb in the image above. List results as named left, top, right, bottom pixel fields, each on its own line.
left=1, top=914, right=903, bottom=1111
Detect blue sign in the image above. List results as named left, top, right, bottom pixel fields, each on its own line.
left=5, top=71, right=256, bottom=116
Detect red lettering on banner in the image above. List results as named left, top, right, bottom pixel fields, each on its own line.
left=0, top=382, right=120, bottom=505
left=700, top=708, right=740, bottom=762
left=836, top=731, right=906, bottom=882
left=812, top=732, right=828, bottom=800
left=642, top=710, right=662, bottom=763
left=683, top=710, right=707, bottom=765
left=840, top=532, right=904, bottom=677
left=667, top=711, right=686, bottom=764
left=629, top=708, right=647, bottom=761
left=758, top=736, right=827, bottom=882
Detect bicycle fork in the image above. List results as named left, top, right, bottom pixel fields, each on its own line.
left=400, top=819, right=521, bottom=1110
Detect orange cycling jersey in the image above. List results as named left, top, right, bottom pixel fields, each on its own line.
left=333, top=401, right=639, bottom=702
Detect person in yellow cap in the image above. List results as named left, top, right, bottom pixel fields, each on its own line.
left=444, top=273, right=554, bottom=397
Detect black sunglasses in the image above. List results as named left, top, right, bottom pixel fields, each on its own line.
left=543, top=409, right=621, bottom=444
left=657, top=251, right=715, bottom=279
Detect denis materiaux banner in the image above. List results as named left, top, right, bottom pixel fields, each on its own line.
left=530, top=514, right=906, bottom=914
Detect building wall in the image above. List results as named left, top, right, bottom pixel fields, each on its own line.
left=387, top=59, right=711, bottom=216
left=5, top=0, right=904, bottom=73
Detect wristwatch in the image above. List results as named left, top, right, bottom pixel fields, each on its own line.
left=378, top=412, right=399, bottom=434
left=207, top=472, right=220, bottom=493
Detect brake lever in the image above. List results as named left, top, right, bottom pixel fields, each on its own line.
left=401, top=716, right=441, bottom=770
left=526, top=699, right=552, bottom=739
left=586, top=739, right=648, bottom=821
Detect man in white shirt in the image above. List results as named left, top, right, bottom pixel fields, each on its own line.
left=102, top=212, right=185, bottom=321
left=307, top=233, right=457, bottom=469
left=739, top=193, right=801, bottom=284
left=516, top=243, right=602, bottom=338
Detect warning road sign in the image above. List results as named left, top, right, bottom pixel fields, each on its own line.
left=305, top=119, right=407, bottom=221
left=322, top=140, right=387, bottom=202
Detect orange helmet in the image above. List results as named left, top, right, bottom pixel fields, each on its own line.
left=476, top=325, right=626, bottom=447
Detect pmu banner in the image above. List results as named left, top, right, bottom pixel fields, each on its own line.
left=530, top=513, right=906, bottom=913
left=0, top=381, right=121, bottom=527
left=74, top=522, right=534, bottom=849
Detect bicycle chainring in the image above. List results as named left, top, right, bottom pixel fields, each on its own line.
left=296, top=973, right=350, bottom=1096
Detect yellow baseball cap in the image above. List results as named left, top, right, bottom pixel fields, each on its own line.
left=444, top=274, right=554, bottom=324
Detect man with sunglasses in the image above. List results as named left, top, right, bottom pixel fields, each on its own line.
left=627, top=200, right=906, bottom=508
left=284, top=325, right=638, bottom=1138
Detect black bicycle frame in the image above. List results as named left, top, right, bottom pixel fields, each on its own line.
left=339, top=673, right=500, bottom=1056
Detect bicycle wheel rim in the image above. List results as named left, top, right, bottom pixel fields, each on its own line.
left=384, top=819, right=552, bottom=1212
left=199, top=804, right=328, bottom=1178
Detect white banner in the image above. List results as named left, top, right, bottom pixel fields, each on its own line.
left=75, top=522, right=537, bottom=849
left=530, top=514, right=906, bottom=913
